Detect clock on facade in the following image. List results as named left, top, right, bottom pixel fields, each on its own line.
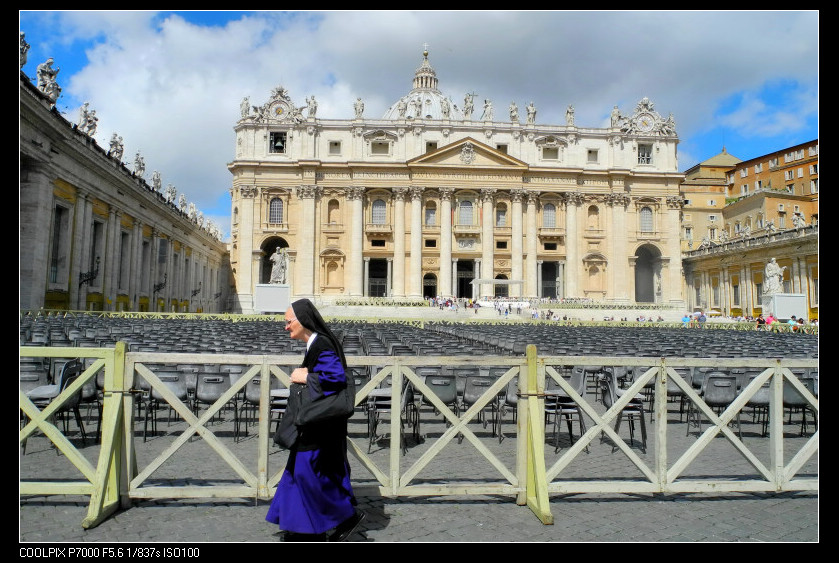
left=635, top=112, right=655, bottom=133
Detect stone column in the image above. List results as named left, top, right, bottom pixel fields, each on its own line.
left=392, top=187, right=408, bottom=297
left=18, top=162, right=53, bottom=310
left=451, top=258, right=458, bottom=298
left=525, top=191, right=538, bottom=298
left=511, top=188, right=524, bottom=298
left=536, top=261, right=543, bottom=299
left=128, top=220, right=142, bottom=310
left=386, top=257, right=393, bottom=297
left=164, top=236, right=174, bottom=311
left=439, top=188, right=454, bottom=297
left=743, top=264, right=753, bottom=315
left=346, top=186, right=365, bottom=296
left=295, top=184, right=321, bottom=297
left=480, top=188, right=496, bottom=298
left=409, top=186, right=424, bottom=298
left=236, top=185, right=258, bottom=311
left=79, top=195, right=96, bottom=310
left=104, top=208, right=120, bottom=310
left=665, top=197, right=685, bottom=306
left=473, top=259, right=481, bottom=300
left=363, top=257, right=370, bottom=297
left=70, top=192, right=91, bottom=310
left=610, top=194, right=630, bottom=302
left=565, top=192, right=582, bottom=298
left=149, top=228, right=160, bottom=310
left=558, top=260, right=566, bottom=299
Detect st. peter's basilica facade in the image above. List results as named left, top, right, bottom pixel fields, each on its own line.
left=228, top=49, right=685, bottom=313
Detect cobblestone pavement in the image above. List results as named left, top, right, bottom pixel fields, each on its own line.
left=21, top=372, right=818, bottom=543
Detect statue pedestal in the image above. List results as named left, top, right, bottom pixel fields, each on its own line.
left=761, top=293, right=807, bottom=321
left=254, top=284, right=290, bottom=314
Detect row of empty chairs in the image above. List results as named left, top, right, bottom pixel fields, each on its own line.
left=21, top=315, right=817, bottom=454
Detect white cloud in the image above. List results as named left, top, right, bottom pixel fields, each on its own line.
left=23, top=10, right=818, bottom=240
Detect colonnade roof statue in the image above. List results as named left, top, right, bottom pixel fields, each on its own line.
left=19, top=30, right=223, bottom=243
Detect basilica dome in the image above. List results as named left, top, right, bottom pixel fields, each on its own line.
left=382, top=49, right=465, bottom=121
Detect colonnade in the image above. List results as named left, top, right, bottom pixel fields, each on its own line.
left=239, top=183, right=683, bottom=307
left=48, top=186, right=224, bottom=312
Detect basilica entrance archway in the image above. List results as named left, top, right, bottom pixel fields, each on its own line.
left=260, top=237, right=289, bottom=284
left=423, top=273, right=437, bottom=299
left=634, top=244, right=661, bottom=303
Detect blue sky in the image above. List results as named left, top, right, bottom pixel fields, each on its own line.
left=20, top=11, right=819, bottom=241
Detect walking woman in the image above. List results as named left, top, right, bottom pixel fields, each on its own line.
left=266, top=299, right=365, bottom=541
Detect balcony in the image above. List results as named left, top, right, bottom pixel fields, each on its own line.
left=365, top=223, right=392, bottom=234
left=261, top=222, right=288, bottom=233
left=453, top=224, right=481, bottom=235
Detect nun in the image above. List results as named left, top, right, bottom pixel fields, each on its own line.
left=266, top=299, right=366, bottom=541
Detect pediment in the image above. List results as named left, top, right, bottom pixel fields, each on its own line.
left=408, top=137, right=528, bottom=169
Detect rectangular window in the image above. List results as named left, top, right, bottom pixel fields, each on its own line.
left=542, top=147, right=559, bottom=160
left=495, top=207, right=507, bottom=227
left=371, top=239, right=386, bottom=247
left=424, top=239, right=437, bottom=248
left=425, top=206, right=436, bottom=226
left=638, top=144, right=653, bottom=165
left=425, top=141, right=438, bottom=153
left=496, top=144, right=508, bottom=154
left=269, top=132, right=287, bottom=154
left=496, top=241, right=507, bottom=249
left=371, top=141, right=390, bottom=155
left=328, top=141, right=341, bottom=155
left=544, top=242, right=557, bottom=251
left=587, top=149, right=598, bottom=163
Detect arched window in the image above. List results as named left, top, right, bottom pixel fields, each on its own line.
left=268, top=198, right=283, bottom=224
left=425, top=201, right=437, bottom=226
left=640, top=206, right=654, bottom=232
left=459, top=200, right=473, bottom=225
left=371, top=199, right=386, bottom=224
left=496, top=203, right=507, bottom=227
left=543, top=203, right=556, bottom=228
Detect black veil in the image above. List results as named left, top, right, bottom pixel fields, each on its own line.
left=290, top=298, right=347, bottom=369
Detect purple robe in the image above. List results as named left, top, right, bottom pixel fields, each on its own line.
left=266, top=335, right=356, bottom=534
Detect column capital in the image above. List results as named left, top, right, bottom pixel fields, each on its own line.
left=295, top=184, right=322, bottom=199
left=480, top=187, right=497, bottom=203
left=239, top=185, right=259, bottom=198
left=345, top=185, right=365, bottom=200
left=392, top=186, right=409, bottom=201
left=439, top=187, right=455, bottom=200
left=409, top=185, right=425, bottom=200
left=510, top=188, right=526, bottom=202
left=565, top=192, right=585, bottom=206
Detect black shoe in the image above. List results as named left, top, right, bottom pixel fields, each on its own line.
left=328, top=510, right=367, bottom=542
